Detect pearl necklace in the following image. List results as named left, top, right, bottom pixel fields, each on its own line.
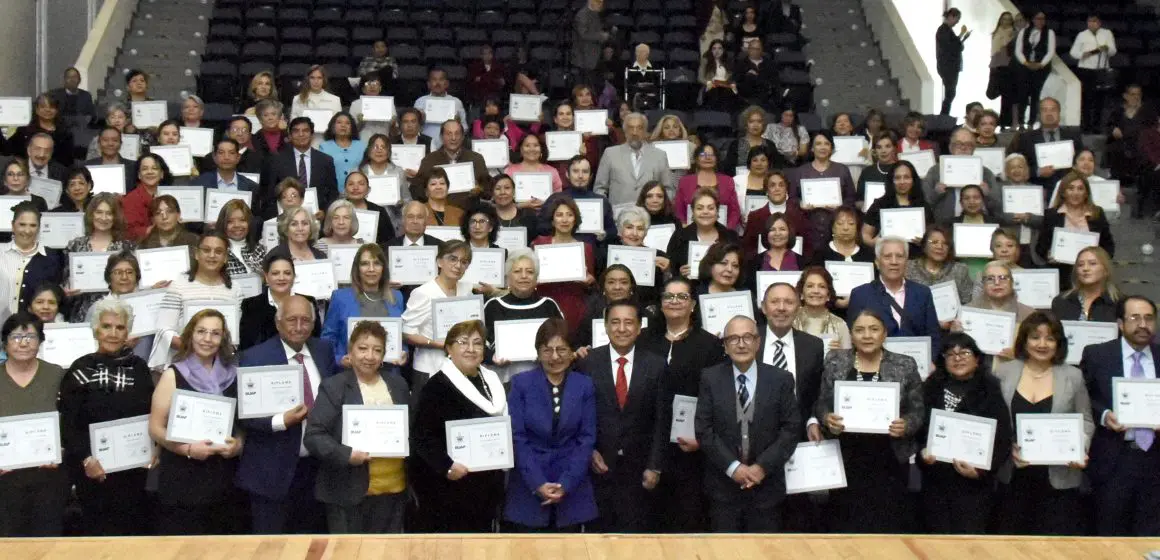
left=666, top=327, right=690, bottom=340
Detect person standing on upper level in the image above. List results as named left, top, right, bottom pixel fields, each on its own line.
left=936, top=8, right=971, bottom=117
left=1070, top=14, right=1118, bottom=133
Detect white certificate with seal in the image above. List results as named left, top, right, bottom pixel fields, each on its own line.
left=493, top=318, right=549, bottom=362
left=1034, top=140, right=1076, bottom=169
left=953, top=223, right=999, bottom=258
left=546, top=131, right=582, bottom=161
left=179, top=127, right=214, bottom=157
left=1049, top=228, right=1100, bottom=265
left=0, top=412, right=62, bottom=470
left=513, top=171, right=553, bottom=202
left=69, top=251, right=115, bottom=292
left=234, top=273, right=262, bottom=299
left=1088, top=179, right=1121, bottom=213
left=1012, top=269, right=1059, bottom=309
left=832, top=136, right=867, bottom=165
left=698, top=291, right=754, bottom=336
left=327, top=243, right=361, bottom=285
left=535, top=242, right=587, bottom=283
left=40, top=212, right=84, bottom=249
left=686, top=241, right=714, bottom=280
left=929, top=280, right=961, bottom=323
left=959, top=307, right=1017, bottom=356
left=1016, top=413, right=1085, bottom=466
left=131, top=100, right=168, bottom=128
left=446, top=415, right=515, bottom=471
left=0, top=97, right=32, bottom=126
left=157, top=186, right=205, bottom=222
left=438, top=162, right=476, bottom=194
left=136, top=246, right=191, bottom=288
left=390, top=144, right=426, bottom=171
left=1002, top=185, right=1045, bottom=215
left=884, top=336, right=933, bottom=380
left=800, top=177, right=842, bottom=206
left=496, top=226, right=527, bottom=251
left=669, top=395, right=697, bottom=443
left=879, top=207, right=926, bottom=241
left=785, top=440, right=848, bottom=494
left=926, top=409, right=998, bottom=470
left=643, top=224, right=676, bottom=253
left=38, top=323, right=97, bottom=369
left=431, top=294, right=485, bottom=341
left=87, top=164, right=127, bottom=195
left=120, top=134, right=142, bottom=161
left=574, top=110, right=608, bottom=135
left=346, top=317, right=405, bottom=362
left=574, top=198, right=604, bottom=234
left=119, top=288, right=167, bottom=337
left=654, top=140, right=691, bottom=170
left=607, top=245, right=656, bottom=287
left=150, top=145, right=194, bottom=177
left=237, top=366, right=304, bottom=419
left=1112, top=378, right=1160, bottom=429
left=0, top=195, right=31, bottom=231
left=1060, top=321, right=1118, bottom=366
left=89, top=415, right=152, bottom=473
left=473, top=139, right=510, bottom=169
left=461, top=247, right=506, bottom=288
left=353, top=208, right=380, bottom=243
left=29, top=177, right=62, bottom=210
left=899, top=149, right=936, bottom=176
left=359, top=96, right=396, bottom=122
left=367, top=175, right=401, bottom=207
left=291, top=260, right=338, bottom=300
left=388, top=246, right=438, bottom=285
left=204, top=189, right=251, bottom=224
left=165, top=390, right=236, bottom=445
left=834, top=380, right=900, bottom=434
left=508, top=94, right=543, bottom=122
left=423, top=98, right=456, bottom=123
left=824, top=261, right=874, bottom=297
left=343, top=405, right=410, bottom=457
left=939, top=155, right=984, bottom=187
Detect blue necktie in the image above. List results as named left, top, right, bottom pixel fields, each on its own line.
left=737, top=374, right=749, bottom=408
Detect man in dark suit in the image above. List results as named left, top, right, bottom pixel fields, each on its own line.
left=260, top=116, right=339, bottom=218
left=47, top=67, right=95, bottom=122
left=26, top=133, right=68, bottom=183
left=409, top=120, right=490, bottom=208
left=385, top=201, right=444, bottom=249
left=757, top=282, right=826, bottom=442
left=1081, top=295, right=1160, bottom=536
left=936, top=8, right=970, bottom=116
left=848, top=237, right=942, bottom=361
left=1012, top=97, right=1086, bottom=189
left=235, top=295, right=339, bottom=534
left=733, top=38, right=781, bottom=110
left=696, top=315, right=800, bottom=532
left=576, top=299, right=667, bottom=532
left=193, top=138, right=260, bottom=193
left=83, top=126, right=137, bottom=194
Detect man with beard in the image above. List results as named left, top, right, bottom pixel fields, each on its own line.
left=593, top=113, right=674, bottom=208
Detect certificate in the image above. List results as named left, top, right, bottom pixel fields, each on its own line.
left=1112, top=378, right=1160, bottom=429
left=1034, top=140, right=1075, bottom=169
left=241, top=172, right=260, bottom=186
left=69, top=251, right=115, bottom=292
left=353, top=209, right=379, bottom=243
left=119, top=288, right=167, bottom=337
left=879, top=207, right=925, bottom=240
left=926, top=409, right=998, bottom=470
left=446, top=415, right=514, bottom=471
left=607, top=245, right=656, bottom=287
left=359, top=96, right=396, bottom=122
left=785, top=440, right=848, bottom=494
left=87, top=164, right=127, bottom=195
left=545, top=131, right=582, bottom=161
left=343, top=405, right=410, bottom=457
left=345, top=317, right=405, bottom=362
left=800, top=178, right=842, bottom=207
left=834, top=380, right=900, bottom=434
left=462, top=247, right=506, bottom=287
left=575, top=198, right=604, bottom=234
left=884, top=336, right=933, bottom=380
left=745, top=195, right=767, bottom=214
left=0, top=412, right=62, bottom=470
left=863, top=181, right=886, bottom=209
left=179, top=127, right=215, bottom=157
left=237, top=366, right=303, bottom=419
left=392, top=246, right=440, bottom=287
left=157, top=186, right=204, bottom=222
left=496, top=226, right=527, bottom=251
left=40, top=212, right=84, bottom=249
left=292, top=260, right=337, bottom=300
left=755, top=271, right=803, bottom=304
left=643, top=224, right=676, bottom=253
left=131, top=100, right=168, bottom=128
left=0, top=97, right=32, bottom=126
left=473, top=139, right=510, bottom=169
left=698, top=291, right=754, bottom=336
left=929, top=281, right=961, bottom=323
left=686, top=241, right=714, bottom=280
left=38, top=323, right=97, bottom=368
left=149, top=145, right=194, bottom=176
left=975, top=147, right=1006, bottom=176
left=899, top=149, right=936, bottom=176
left=1088, top=179, right=1121, bottom=213
left=262, top=217, right=279, bottom=248
left=367, top=175, right=401, bottom=206
left=953, top=223, right=999, bottom=257
left=1060, top=321, right=1118, bottom=366
left=1049, top=228, right=1100, bottom=265
left=426, top=226, right=463, bottom=242
left=1016, top=413, right=1085, bottom=465
left=438, top=162, right=476, bottom=194
left=959, top=307, right=1017, bottom=355
left=327, top=244, right=361, bottom=284
left=535, top=242, right=587, bottom=283
left=669, top=395, right=697, bottom=443
left=939, top=155, right=984, bottom=188
left=493, top=318, right=549, bottom=362
left=574, top=110, right=608, bottom=135
left=431, top=294, right=485, bottom=340
left=120, top=134, right=142, bottom=161
left=29, top=177, right=62, bottom=210
left=654, top=140, right=691, bottom=170
left=302, top=109, right=335, bottom=132
left=824, top=261, right=874, bottom=297
left=512, top=172, right=553, bottom=202
left=89, top=415, right=153, bottom=473
left=390, top=144, right=426, bottom=171
left=136, top=246, right=191, bottom=288
left=182, top=300, right=240, bottom=345
left=508, top=93, right=543, bottom=122
left=204, top=189, right=251, bottom=223
left=165, top=390, right=236, bottom=445
left=1012, top=269, right=1059, bottom=309
left=593, top=317, right=649, bottom=348
left=0, top=195, right=31, bottom=231
left=832, top=136, right=867, bottom=165
left=1002, top=184, right=1045, bottom=215
left=234, top=273, right=262, bottom=299
left=302, top=188, right=320, bottom=215
left=423, top=98, right=456, bottom=123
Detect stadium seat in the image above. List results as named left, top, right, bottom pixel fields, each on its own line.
left=378, top=10, right=408, bottom=26
left=459, top=45, right=484, bottom=62
left=527, top=31, right=556, bottom=47
left=313, top=8, right=344, bottom=28
left=352, top=27, right=383, bottom=44
left=387, top=29, right=420, bottom=45
left=391, top=44, right=422, bottom=64
left=241, top=42, right=277, bottom=64
left=508, top=12, right=536, bottom=31
left=412, top=10, right=439, bottom=26
left=279, top=43, right=314, bottom=65
left=444, top=12, right=472, bottom=27
left=423, top=28, right=453, bottom=47
left=281, top=27, right=312, bottom=45
left=209, top=23, right=242, bottom=42
left=492, top=30, right=523, bottom=47
left=425, top=46, right=458, bottom=64
left=203, top=42, right=239, bottom=64
left=476, top=11, right=504, bottom=28
left=456, top=28, right=488, bottom=47
left=245, top=25, right=277, bottom=43
left=278, top=8, right=309, bottom=26
left=317, top=43, right=350, bottom=65
left=317, top=27, right=348, bottom=44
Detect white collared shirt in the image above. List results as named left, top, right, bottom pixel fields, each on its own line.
left=767, top=201, right=787, bottom=214
left=762, top=327, right=797, bottom=377
left=1070, top=28, right=1116, bottom=70
left=272, top=340, right=323, bottom=456
left=0, top=242, right=45, bottom=315
left=405, top=235, right=425, bottom=246
left=611, top=346, right=636, bottom=388
left=725, top=361, right=758, bottom=477
left=293, top=148, right=312, bottom=185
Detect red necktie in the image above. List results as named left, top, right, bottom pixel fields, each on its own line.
left=615, top=356, right=628, bottom=410
left=294, top=353, right=314, bottom=408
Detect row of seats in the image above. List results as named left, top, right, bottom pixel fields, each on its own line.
left=209, top=10, right=702, bottom=34
left=211, top=0, right=698, bottom=16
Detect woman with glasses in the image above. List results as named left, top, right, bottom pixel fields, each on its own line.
left=636, top=180, right=677, bottom=227
left=817, top=309, right=924, bottom=533
left=905, top=225, right=974, bottom=327
left=1050, top=246, right=1121, bottom=322
left=956, top=261, right=1034, bottom=362
left=321, top=244, right=406, bottom=369
left=56, top=166, right=93, bottom=214
left=215, top=199, right=266, bottom=277
left=138, top=195, right=198, bottom=250
left=639, top=277, right=725, bottom=531
left=1, top=159, right=49, bottom=217
left=483, top=248, right=564, bottom=382
left=359, top=135, right=408, bottom=238
left=792, top=266, right=851, bottom=350
left=917, top=333, right=1012, bottom=533
left=402, top=240, right=478, bottom=386
left=0, top=313, right=68, bottom=536
left=667, top=189, right=740, bottom=279
left=674, top=144, right=741, bottom=230
left=532, top=197, right=596, bottom=334
left=1036, top=171, right=1115, bottom=292
left=412, top=320, right=508, bottom=532
left=239, top=253, right=322, bottom=352
left=69, top=253, right=161, bottom=358
left=503, top=318, right=598, bottom=532
left=0, top=201, right=65, bottom=317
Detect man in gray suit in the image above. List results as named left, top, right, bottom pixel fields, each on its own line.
left=572, top=0, right=610, bottom=86
left=695, top=315, right=800, bottom=532
left=593, top=113, right=675, bottom=208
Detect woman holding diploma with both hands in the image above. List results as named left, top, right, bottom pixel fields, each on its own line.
left=411, top=320, right=508, bottom=532
left=149, top=231, right=240, bottom=367
left=666, top=188, right=740, bottom=278
left=59, top=297, right=154, bottom=536
left=402, top=240, right=477, bottom=387
left=905, top=225, right=975, bottom=327
left=1035, top=171, right=1115, bottom=292
left=482, top=248, right=564, bottom=382
left=72, top=253, right=160, bottom=358
left=531, top=197, right=596, bottom=334
left=321, top=244, right=406, bottom=369
left=305, top=320, right=411, bottom=533
left=239, top=253, right=323, bottom=352
left=953, top=261, right=1035, bottom=363
left=148, top=308, right=244, bottom=535
left=860, top=160, right=931, bottom=251
left=817, top=309, right=924, bottom=533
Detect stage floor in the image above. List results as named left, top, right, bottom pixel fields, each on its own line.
left=2, top=534, right=1159, bottom=559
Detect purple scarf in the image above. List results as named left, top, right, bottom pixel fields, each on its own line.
left=175, top=354, right=236, bottom=395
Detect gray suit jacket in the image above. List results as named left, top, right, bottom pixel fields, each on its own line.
left=571, top=7, right=605, bottom=71
left=994, top=359, right=1094, bottom=489
left=593, top=143, right=675, bottom=208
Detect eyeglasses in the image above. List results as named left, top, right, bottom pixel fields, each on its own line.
left=661, top=292, right=692, bottom=303
left=444, top=254, right=472, bottom=267
left=469, top=218, right=491, bottom=226
left=943, top=349, right=975, bottom=361
left=539, top=346, right=573, bottom=358
left=982, top=274, right=1010, bottom=285
left=7, top=333, right=37, bottom=344
left=110, top=269, right=136, bottom=278
left=452, top=338, right=486, bottom=349
left=723, top=333, right=759, bottom=346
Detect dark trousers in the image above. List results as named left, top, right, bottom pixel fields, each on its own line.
left=921, top=485, right=992, bottom=534
left=1076, top=68, right=1107, bottom=132
left=708, top=495, right=784, bottom=533
left=1023, top=67, right=1052, bottom=125
left=1139, top=167, right=1160, bottom=218
left=940, top=72, right=959, bottom=116
left=1095, top=445, right=1160, bottom=536
left=249, top=457, right=326, bottom=534
left=326, top=492, right=406, bottom=534
left=0, top=469, right=68, bottom=537
left=652, top=450, right=705, bottom=532
left=156, top=498, right=246, bottom=535
left=592, top=466, right=654, bottom=532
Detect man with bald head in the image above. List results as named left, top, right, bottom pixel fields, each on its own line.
left=237, top=294, right=338, bottom=533
left=593, top=112, right=675, bottom=207
left=922, top=127, right=1001, bottom=224
left=696, top=315, right=800, bottom=532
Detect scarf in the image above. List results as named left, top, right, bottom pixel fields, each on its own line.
left=439, top=357, right=507, bottom=416
left=175, top=353, right=236, bottom=395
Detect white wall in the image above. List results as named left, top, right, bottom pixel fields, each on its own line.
left=0, top=2, right=40, bottom=96
left=862, top=0, right=935, bottom=113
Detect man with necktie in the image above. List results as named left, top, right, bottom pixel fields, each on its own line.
left=696, top=315, right=800, bottom=532
left=236, top=295, right=338, bottom=533
left=593, top=113, right=675, bottom=208
left=1012, top=97, right=1086, bottom=189
left=1081, top=295, right=1160, bottom=536
left=260, top=117, right=339, bottom=218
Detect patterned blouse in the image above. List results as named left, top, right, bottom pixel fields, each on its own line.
left=225, top=240, right=267, bottom=277
left=65, top=236, right=137, bottom=254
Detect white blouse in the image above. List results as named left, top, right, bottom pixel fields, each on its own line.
left=401, top=277, right=476, bottom=375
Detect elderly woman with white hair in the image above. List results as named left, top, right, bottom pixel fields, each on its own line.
left=482, top=247, right=564, bottom=382
left=269, top=205, right=327, bottom=261
left=180, top=95, right=205, bottom=129
left=58, top=296, right=155, bottom=535
left=316, top=199, right=364, bottom=255
left=613, top=205, right=669, bottom=307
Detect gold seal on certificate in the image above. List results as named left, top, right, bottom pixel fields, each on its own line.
left=446, top=416, right=515, bottom=471
left=343, top=405, right=410, bottom=457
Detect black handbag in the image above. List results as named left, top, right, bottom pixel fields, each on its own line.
left=1094, top=52, right=1119, bottom=91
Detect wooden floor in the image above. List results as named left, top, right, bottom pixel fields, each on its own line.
left=2, top=534, right=1159, bottom=560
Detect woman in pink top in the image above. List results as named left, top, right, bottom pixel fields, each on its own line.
left=672, top=143, right=741, bottom=229
left=502, top=134, right=564, bottom=204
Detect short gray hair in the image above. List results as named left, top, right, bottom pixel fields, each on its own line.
left=182, top=94, right=205, bottom=107
left=322, top=199, right=359, bottom=237
left=624, top=112, right=648, bottom=129
left=105, top=102, right=129, bottom=118
left=875, top=236, right=910, bottom=258
left=505, top=247, right=539, bottom=278
left=616, top=206, right=650, bottom=231
left=277, top=206, right=320, bottom=242
left=89, top=296, right=134, bottom=333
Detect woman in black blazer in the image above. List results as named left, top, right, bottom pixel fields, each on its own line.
left=1034, top=172, right=1115, bottom=292
left=1, top=201, right=65, bottom=313
left=1049, top=246, right=1121, bottom=322
left=238, top=253, right=321, bottom=351
left=342, top=171, right=395, bottom=247
left=665, top=188, right=740, bottom=278
left=917, top=332, right=1012, bottom=534
left=304, top=321, right=411, bottom=533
